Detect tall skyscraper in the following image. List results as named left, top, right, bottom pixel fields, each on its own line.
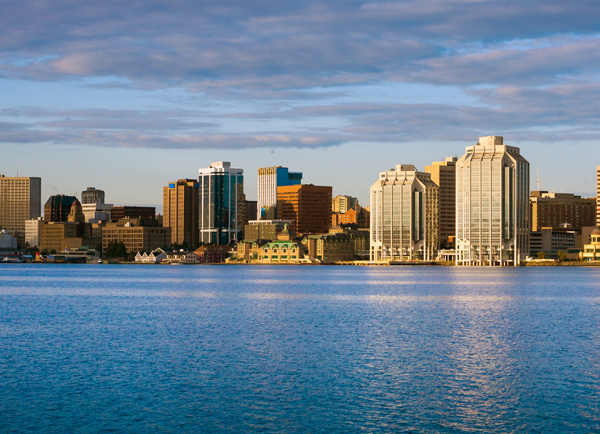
left=199, top=162, right=244, bottom=245
left=277, top=184, right=332, bottom=235
left=44, top=195, right=78, bottom=223
left=456, top=136, right=530, bottom=266
left=370, top=165, right=439, bottom=261
left=424, top=157, right=457, bottom=246
left=81, top=187, right=105, bottom=205
left=257, top=166, right=302, bottom=219
left=0, top=175, right=41, bottom=232
left=163, top=179, right=199, bottom=248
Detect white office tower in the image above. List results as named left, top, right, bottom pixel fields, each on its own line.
left=370, top=165, right=439, bottom=261
left=456, top=136, right=530, bottom=266
left=256, top=166, right=302, bottom=219
left=199, top=162, right=244, bottom=245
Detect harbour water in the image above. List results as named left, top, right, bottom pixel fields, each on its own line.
left=1, top=265, right=599, bottom=433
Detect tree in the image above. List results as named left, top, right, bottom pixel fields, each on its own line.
left=537, top=251, right=546, bottom=259
left=557, top=251, right=568, bottom=262
left=105, top=241, right=128, bottom=259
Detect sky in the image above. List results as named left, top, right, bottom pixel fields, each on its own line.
left=1, top=0, right=599, bottom=211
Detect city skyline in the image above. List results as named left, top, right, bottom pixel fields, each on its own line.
left=1, top=1, right=600, bottom=208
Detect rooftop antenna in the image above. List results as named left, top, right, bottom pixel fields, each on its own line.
left=536, top=169, right=541, bottom=191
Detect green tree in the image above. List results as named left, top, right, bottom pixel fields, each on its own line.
left=557, top=251, right=568, bottom=262
left=537, top=251, right=546, bottom=259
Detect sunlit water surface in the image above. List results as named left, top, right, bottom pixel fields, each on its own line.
left=1, top=265, right=600, bottom=433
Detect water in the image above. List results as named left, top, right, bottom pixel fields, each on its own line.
left=1, top=264, right=599, bottom=433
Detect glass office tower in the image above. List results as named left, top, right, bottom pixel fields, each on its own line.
left=257, top=166, right=302, bottom=219
left=199, top=162, right=244, bottom=245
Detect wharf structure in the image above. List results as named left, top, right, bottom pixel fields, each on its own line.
left=370, top=164, right=439, bottom=262
left=455, top=136, right=530, bottom=266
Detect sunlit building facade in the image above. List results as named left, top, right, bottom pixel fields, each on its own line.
left=0, top=175, right=42, bottom=232
left=199, top=162, right=244, bottom=245
left=370, top=165, right=439, bottom=261
left=257, top=166, right=302, bottom=219
left=456, top=136, right=530, bottom=266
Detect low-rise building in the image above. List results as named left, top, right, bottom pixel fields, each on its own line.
left=530, top=227, right=576, bottom=259
left=582, top=228, right=600, bottom=261
left=102, top=219, right=170, bottom=253
left=256, top=240, right=305, bottom=263
left=194, top=245, right=232, bottom=263
left=303, top=233, right=355, bottom=263
left=135, top=248, right=168, bottom=263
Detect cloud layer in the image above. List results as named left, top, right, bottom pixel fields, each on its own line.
left=1, top=0, right=600, bottom=149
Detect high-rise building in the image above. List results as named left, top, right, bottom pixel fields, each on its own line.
left=456, top=136, right=530, bottom=266
left=530, top=191, right=596, bottom=232
left=332, top=195, right=359, bottom=213
left=277, top=184, right=332, bottom=235
left=597, top=166, right=600, bottom=227
left=163, top=179, right=199, bottom=248
left=424, top=157, right=457, bottom=246
left=44, top=195, right=78, bottom=223
left=81, top=187, right=105, bottom=205
left=257, top=166, right=302, bottom=219
left=370, top=165, right=439, bottom=261
left=199, top=162, right=244, bottom=245
left=0, top=175, right=42, bottom=232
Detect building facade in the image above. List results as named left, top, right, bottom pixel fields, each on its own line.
left=277, top=184, right=332, bottom=235
left=530, top=191, right=596, bottom=232
left=82, top=203, right=113, bottom=223
left=530, top=228, right=576, bottom=259
left=0, top=175, right=42, bottom=232
left=110, top=206, right=155, bottom=221
left=583, top=227, right=600, bottom=261
left=257, top=166, right=302, bottom=219
left=199, top=162, right=244, bottom=245
left=370, top=165, right=439, bottom=261
left=456, top=136, right=530, bottom=266
left=332, top=195, right=359, bottom=214
left=25, top=217, right=44, bottom=248
left=81, top=187, right=105, bottom=205
left=44, top=195, right=78, bottom=223
left=424, top=157, right=457, bottom=246
left=163, top=179, right=199, bottom=248
left=102, top=219, right=170, bottom=253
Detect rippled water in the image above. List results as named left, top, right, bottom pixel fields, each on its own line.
left=1, top=264, right=599, bottom=433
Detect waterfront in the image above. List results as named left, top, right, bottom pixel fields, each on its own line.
left=1, top=265, right=600, bottom=433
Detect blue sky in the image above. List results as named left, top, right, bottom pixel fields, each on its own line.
left=1, top=0, right=599, bottom=210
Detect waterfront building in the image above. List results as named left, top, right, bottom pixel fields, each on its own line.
left=102, top=218, right=170, bottom=253
left=424, top=157, right=457, bottom=246
left=110, top=206, right=155, bottom=221
left=25, top=217, right=44, bottom=248
left=303, top=233, right=355, bottom=263
left=199, top=162, right=244, bottom=245
left=456, top=136, right=530, bottom=266
left=530, top=228, right=576, bottom=259
left=257, top=166, right=302, bottom=219
left=134, top=248, right=167, bottom=264
left=255, top=240, right=305, bottom=263
left=582, top=227, right=600, bottom=261
left=370, top=164, right=439, bottom=261
left=0, top=175, right=42, bottom=232
left=44, top=195, right=78, bottom=223
left=530, top=191, right=596, bottom=232
left=163, top=179, right=199, bottom=248
left=193, top=244, right=232, bottom=263
left=277, top=184, right=332, bottom=235
left=81, top=187, right=105, bottom=205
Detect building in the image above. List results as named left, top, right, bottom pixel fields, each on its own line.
left=82, top=203, right=113, bottom=223
left=110, top=206, right=155, bottom=221
left=102, top=219, right=170, bottom=253
left=370, top=165, right=439, bottom=261
left=134, top=248, right=167, bottom=264
left=193, top=244, right=232, bottom=263
left=530, top=228, right=576, bottom=259
left=199, top=161, right=244, bottom=245
left=530, top=191, right=596, bottom=232
left=39, top=200, right=98, bottom=252
left=456, top=136, right=530, bottom=266
left=425, top=157, right=457, bottom=246
left=0, top=230, right=18, bottom=249
left=244, top=220, right=293, bottom=241
left=81, top=187, right=105, bottom=205
left=44, top=195, right=78, bottom=223
left=25, top=217, right=44, bottom=248
left=303, top=233, right=355, bottom=263
left=582, top=227, right=600, bottom=261
left=257, top=166, right=302, bottom=219
left=163, top=179, right=199, bottom=248
left=0, top=175, right=42, bottom=232
left=277, top=184, right=332, bottom=235
left=252, top=240, right=305, bottom=263
left=332, top=195, right=359, bottom=214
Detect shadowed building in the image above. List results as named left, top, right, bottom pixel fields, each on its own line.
left=456, top=136, right=530, bottom=266
left=277, top=184, right=332, bottom=235
left=110, top=206, right=155, bottom=221
left=102, top=218, right=170, bottom=253
left=163, top=179, right=199, bottom=248
left=425, top=157, right=457, bottom=246
left=81, top=187, right=105, bottom=205
left=0, top=175, right=41, bottom=233
left=44, top=195, right=78, bottom=223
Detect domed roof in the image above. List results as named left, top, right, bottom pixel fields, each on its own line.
left=592, top=227, right=600, bottom=236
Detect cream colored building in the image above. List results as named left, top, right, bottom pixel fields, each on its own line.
left=456, top=136, right=530, bottom=266
left=82, top=203, right=113, bottom=223
left=332, top=195, right=359, bottom=213
left=370, top=164, right=439, bottom=261
left=582, top=227, right=600, bottom=261
left=25, top=217, right=44, bottom=248
left=0, top=175, right=41, bottom=232
left=424, top=157, right=457, bottom=245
